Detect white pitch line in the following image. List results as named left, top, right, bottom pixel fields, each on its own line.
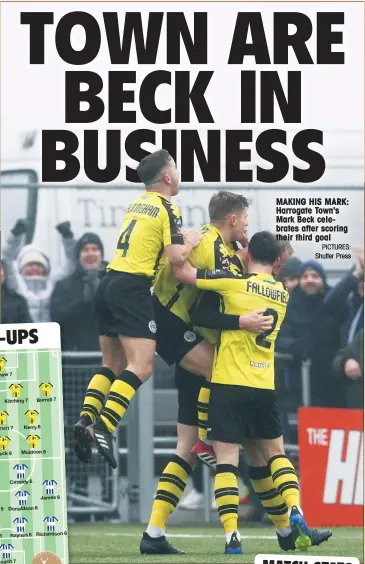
left=68, top=533, right=275, bottom=540
left=68, top=531, right=363, bottom=540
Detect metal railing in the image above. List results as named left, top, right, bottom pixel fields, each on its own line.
left=61, top=350, right=310, bottom=523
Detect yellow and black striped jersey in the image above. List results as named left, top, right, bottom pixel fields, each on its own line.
left=153, top=224, right=245, bottom=345
left=108, top=192, right=184, bottom=280
left=196, top=269, right=289, bottom=389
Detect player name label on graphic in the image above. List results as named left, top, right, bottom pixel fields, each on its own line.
left=0, top=323, right=69, bottom=564
left=255, top=556, right=360, bottom=564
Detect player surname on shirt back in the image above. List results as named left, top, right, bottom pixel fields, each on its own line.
left=174, top=231, right=289, bottom=390
left=107, top=191, right=184, bottom=280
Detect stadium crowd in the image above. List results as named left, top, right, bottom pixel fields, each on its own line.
left=1, top=216, right=363, bottom=519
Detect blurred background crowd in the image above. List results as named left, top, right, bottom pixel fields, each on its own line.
left=1, top=218, right=363, bottom=521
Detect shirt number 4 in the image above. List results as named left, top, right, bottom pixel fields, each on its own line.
left=117, top=220, right=137, bottom=257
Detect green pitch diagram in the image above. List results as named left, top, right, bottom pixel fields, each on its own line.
left=0, top=323, right=68, bottom=564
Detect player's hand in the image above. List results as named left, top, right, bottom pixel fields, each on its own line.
left=184, top=229, right=203, bottom=249
left=238, top=227, right=249, bottom=249
left=236, top=248, right=249, bottom=267
left=344, top=358, right=361, bottom=379
left=11, top=219, right=30, bottom=236
left=239, top=309, right=273, bottom=333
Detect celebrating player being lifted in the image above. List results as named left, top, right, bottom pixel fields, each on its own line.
left=140, top=193, right=278, bottom=555
left=73, top=149, right=202, bottom=468
left=173, top=231, right=332, bottom=555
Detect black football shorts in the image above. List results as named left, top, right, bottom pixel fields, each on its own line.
left=152, top=295, right=204, bottom=365
left=95, top=270, right=156, bottom=340
left=208, top=384, right=282, bottom=444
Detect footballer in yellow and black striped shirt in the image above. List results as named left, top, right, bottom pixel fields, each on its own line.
left=151, top=193, right=271, bottom=454
left=75, top=149, right=203, bottom=470
left=152, top=192, right=250, bottom=374
left=173, top=231, right=320, bottom=554
left=141, top=194, right=279, bottom=555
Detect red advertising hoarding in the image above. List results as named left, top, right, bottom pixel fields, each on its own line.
left=298, top=407, right=363, bottom=527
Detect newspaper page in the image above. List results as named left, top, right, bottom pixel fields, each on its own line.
left=1, top=2, right=363, bottom=564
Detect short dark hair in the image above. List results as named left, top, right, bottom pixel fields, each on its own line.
left=208, top=191, right=249, bottom=222
left=136, top=149, right=172, bottom=186
left=248, top=231, right=281, bottom=265
left=277, top=240, right=293, bottom=257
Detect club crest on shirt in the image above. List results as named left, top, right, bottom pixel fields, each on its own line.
left=148, top=321, right=157, bottom=334
left=184, top=331, right=197, bottom=343
left=220, top=256, right=230, bottom=270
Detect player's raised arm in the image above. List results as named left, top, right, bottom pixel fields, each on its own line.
left=165, top=229, right=203, bottom=267
left=172, top=259, right=198, bottom=285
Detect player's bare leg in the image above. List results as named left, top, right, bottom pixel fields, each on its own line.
left=179, top=340, right=213, bottom=380
left=141, top=423, right=197, bottom=555
left=88, top=337, right=155, bottom=468
left=178, top=341, right=220, bottom=465
left=74, top=336, right=126, bottom=463
left=254, top=436, right=332, bottom=550
left=213, top=441, right=242, bottom=554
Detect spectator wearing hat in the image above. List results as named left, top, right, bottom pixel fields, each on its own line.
left=2, top=220, right=76, bottom=322
left=50, top=232, right=105, bottom=351
left=50, top=232, right=106, bottom=511
left=276, top=256, right=303, bottom=293
left=1, top=260, right=32, bottom=324
left=277, top=260, right=341, bottom=407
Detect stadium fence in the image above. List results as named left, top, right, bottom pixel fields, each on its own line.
left=62, top=351, right=310, bottom=524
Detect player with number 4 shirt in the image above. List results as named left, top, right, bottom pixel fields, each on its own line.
left=73, top=149, right=203, bottom=468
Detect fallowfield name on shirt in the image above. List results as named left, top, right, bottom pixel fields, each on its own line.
left=254, top=555, right=360, bottom=564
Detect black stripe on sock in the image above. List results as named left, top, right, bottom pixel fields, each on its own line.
left=216, top=464, right=238, bottom=475
left=160, top=475, right=186, bottom=491
left=170, top=455, right=193, bottom=475
left=277, top=482, right=299, bottom=496
left=86, top=389, right=105, bottom=402
left=108, top=393, right=129, bottom=410
left=102, top=407, right=120, bottom=426
left=215, top=489, right=238, bottom=499
left=268, top=454, right=288, bottom=467
left=248, top=465, right=271, bottom=480
left=265, top=503, right=288, bottom=516
left=99, top=367, right=117, bottom=383
left=272, top=468, right=297, bottom=481
left=256, top=489, right=278, bottom=501
left=119, top=370, right=142, bottom=391
left=156, top=490, right=180, bottom=507
left=218, top=505, right=238, bottom=516
left=198, top=420, right=208, bottom=430
left=83, top=405, right=98, bottom=419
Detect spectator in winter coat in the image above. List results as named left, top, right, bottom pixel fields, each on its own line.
left=1, top=220, right=76, bottom=322
left=276, top=260, right=341, bottom=407
left=324, top=247, right=364, bottom=347
left=276, top=256, right=303, bottom=293
left=50, top=233, right=105, bottom=351
left=332, top=329, right=363, bottom=408
left=1, top=260, right=32, bottom=324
